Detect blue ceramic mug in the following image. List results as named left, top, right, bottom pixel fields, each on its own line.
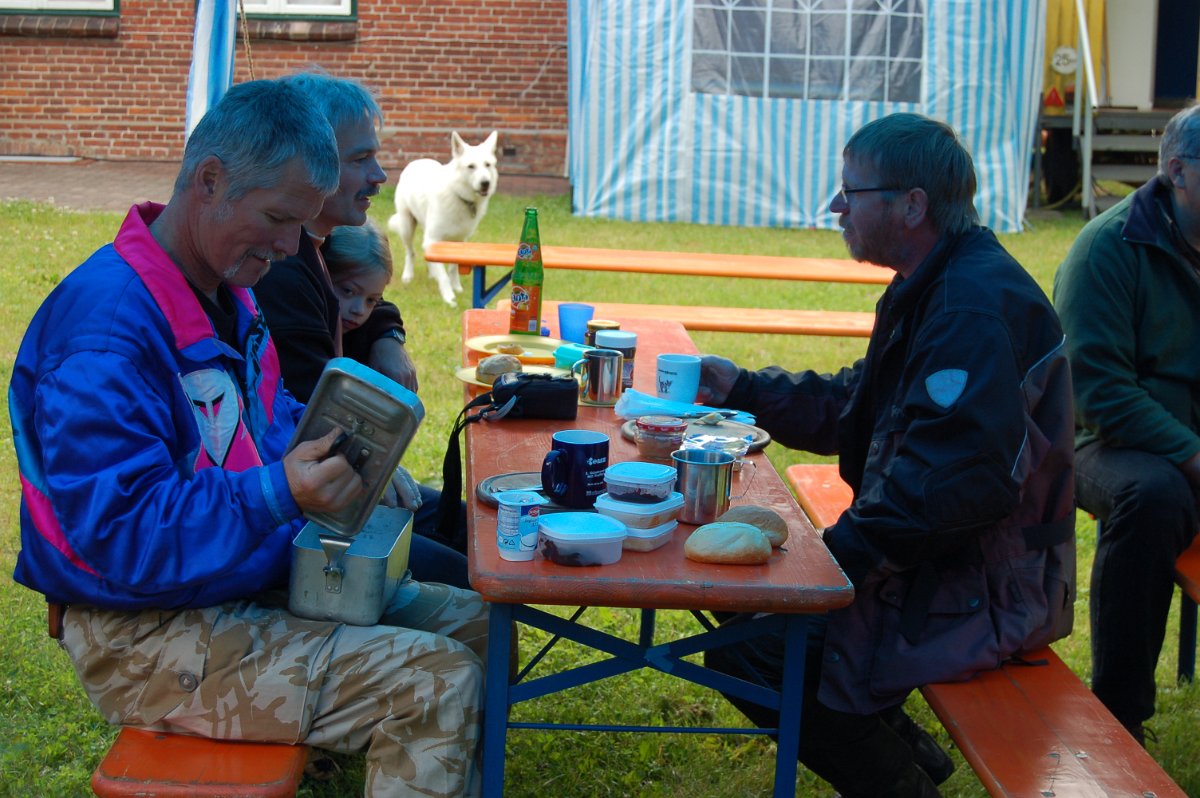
left=541, top=429, right=610, bottom=508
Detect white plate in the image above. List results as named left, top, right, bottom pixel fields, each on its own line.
left=465, top=334, right=566, bottom=365
left=454, top=364, right=571, bottom=389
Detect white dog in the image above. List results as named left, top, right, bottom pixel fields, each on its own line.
left=388, top=130, right=499, bottom=305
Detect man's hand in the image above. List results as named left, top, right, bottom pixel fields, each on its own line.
left=380, top=465, right=423, bottom=511
left=369, top=335, right=418, bottom=392
left=284, top=427, right=366, bottom=514
left=696, top=355, right=740, bottom=405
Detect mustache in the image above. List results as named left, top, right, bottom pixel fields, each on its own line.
left=356, top=188, right=379, bottom=201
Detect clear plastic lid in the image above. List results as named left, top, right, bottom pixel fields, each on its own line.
left=623, top=519, right=678, bottom=539
left=635, top=415, right=688, bottom=433
left=594, top=491, right=684, bottom=517
left=538, top=512, right=627, bottom=542
left=605, top=460, right=677, bottom=486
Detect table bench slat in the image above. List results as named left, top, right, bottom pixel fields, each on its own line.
left=425, top=241, right=892, bottom=285
left=522, top=300, right=875, bottom=338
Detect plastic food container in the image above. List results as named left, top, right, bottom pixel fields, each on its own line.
left=621, top=520, right=678, bottom=552
left=594, top=491, right=684, bottom=529
left=634, top=415, right=688, bottom=460
left=537, top=512, right=627, bottom=566
left=604, top=461, right=677, bottom=504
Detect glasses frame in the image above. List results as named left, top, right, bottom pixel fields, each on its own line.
left=835, top=185, right=904, bottom=203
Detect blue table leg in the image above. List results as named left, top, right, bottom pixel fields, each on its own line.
left=474, top=266, right=514, bottom=309
left=772, top=614, right=809, bottom=798
left=481, top=603, right=513, bottom=798
left=1179, top=592, right=1197, bottom=683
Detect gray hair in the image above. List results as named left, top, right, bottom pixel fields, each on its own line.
left=174, top=80, right=340, bottom=201
left=324, top=221, right=393, bottom=281
left=279, top=68, right=383, bottom=136
left=844, top=112, right=980, bottom=237
left=1158, top=104, right=1200, bottom=183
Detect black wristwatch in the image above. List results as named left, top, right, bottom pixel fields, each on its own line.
left=379, top=328, right=406, bottom=345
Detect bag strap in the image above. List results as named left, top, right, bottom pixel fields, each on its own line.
left=436, top=390, right=515, bottom=541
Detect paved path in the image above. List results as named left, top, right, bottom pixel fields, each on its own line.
left=1, top=158, right=568, bottom=213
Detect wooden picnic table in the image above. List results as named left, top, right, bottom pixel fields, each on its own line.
left=460, top=308, right=854, bottom=797
left=425, top=241, right=892, bottom=308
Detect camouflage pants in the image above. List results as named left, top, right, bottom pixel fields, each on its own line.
left=62, top=579, right=488, bottom=798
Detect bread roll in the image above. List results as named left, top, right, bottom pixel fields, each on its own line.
left=684, top=521, right=772, bottom=565
left=718, top=505, right=789, bottom=547
left=476, top=354, right=522, bottom=385
left=496, top=343, right=525, bottom=355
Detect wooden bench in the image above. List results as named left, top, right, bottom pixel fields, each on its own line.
left=44, top=604, right=309, bottom=797
left=540, top=299, right=873, bottom=338
left=782, top=464, right=1189, bottom=797
left=424, top=240, right=890, bottom=309
left=497, top=298, right=875, bottom=338
left=91, top=726, right=309, bottom=797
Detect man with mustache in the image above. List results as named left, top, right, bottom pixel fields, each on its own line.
left=9, top=79, right=488, bottom=797
left=695, top=113, right=1076, bottom=797
left=255, top=70, right=471, bottom=586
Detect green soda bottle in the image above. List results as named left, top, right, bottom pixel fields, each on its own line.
left=508, top=207, right=544, bottom=335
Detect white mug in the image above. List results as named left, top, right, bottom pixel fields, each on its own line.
left=656, top=353, right=701, bottom=403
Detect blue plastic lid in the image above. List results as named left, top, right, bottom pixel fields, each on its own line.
left=605, top=461, right=677, bottom=484
left=594, top=330, right=637, bottom=349
left=538, top=512, right=626, bottom=541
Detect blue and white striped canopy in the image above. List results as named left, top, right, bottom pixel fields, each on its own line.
left=567, top=0, right=1045, bottom=233
left=185, top=0, right=237, bottom=140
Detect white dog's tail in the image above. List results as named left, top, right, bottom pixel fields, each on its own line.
left=386, top=211, right=407, bottom=236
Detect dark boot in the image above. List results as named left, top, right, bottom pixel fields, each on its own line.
left=881, top=705, right=955, bottom=785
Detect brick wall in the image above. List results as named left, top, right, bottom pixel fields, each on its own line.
left=0, top=0, right=569, bottom=174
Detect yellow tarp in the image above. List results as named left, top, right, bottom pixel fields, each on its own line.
left=1044, top=0, right=1106, bottom=113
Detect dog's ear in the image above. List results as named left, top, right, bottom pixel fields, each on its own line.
left=483, top=130, right=499, bottom=153
left=451, top=131, right=466, bottom=159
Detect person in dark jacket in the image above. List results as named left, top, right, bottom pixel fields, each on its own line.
left=1053, top=104, right=1200, bottom=744
left=698, top=113, right=1076, bottom=798
left=254, top=70, right=470, bottom=588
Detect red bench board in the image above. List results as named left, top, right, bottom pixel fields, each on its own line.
left=91, top=726, right=308, bottom=798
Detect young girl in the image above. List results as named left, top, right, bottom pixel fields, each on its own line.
left=322, top=220, right=395, bottom=363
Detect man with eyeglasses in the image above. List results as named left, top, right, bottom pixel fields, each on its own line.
left=1054, top=103, right=1200, bottom=745
left=696, top=112, right=1076, bottom=798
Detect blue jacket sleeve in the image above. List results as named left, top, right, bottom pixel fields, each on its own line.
left=35, top=350, right=302, bottom=595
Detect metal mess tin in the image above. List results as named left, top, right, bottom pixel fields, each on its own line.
left=286, top=357, right=425, bottom=537
left=289, top=505, right=413, bottom=625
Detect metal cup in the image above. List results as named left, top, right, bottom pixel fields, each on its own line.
left=572, top=348, right=624, bottom=405
left=672, top=449, right=736, bottom=524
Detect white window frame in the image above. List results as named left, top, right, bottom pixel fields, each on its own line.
left=0, top=0, right=114, bottom=10
left=241, top=0, right=351, bottom=17
left=691, top=0, right=925, bottom=104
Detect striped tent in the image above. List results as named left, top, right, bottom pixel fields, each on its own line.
left=185, top=0, right=238, bottom=140
left=566, top=0, right=1045, bottom=233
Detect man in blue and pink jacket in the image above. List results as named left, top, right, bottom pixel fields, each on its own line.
left=10, top=79, right=487, bottom=798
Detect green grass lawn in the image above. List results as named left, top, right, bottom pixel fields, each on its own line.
left=1, top=191, right=1198, bottom=797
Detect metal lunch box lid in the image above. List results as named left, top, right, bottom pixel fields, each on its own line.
left=287, top=358, right=425, bottom=537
